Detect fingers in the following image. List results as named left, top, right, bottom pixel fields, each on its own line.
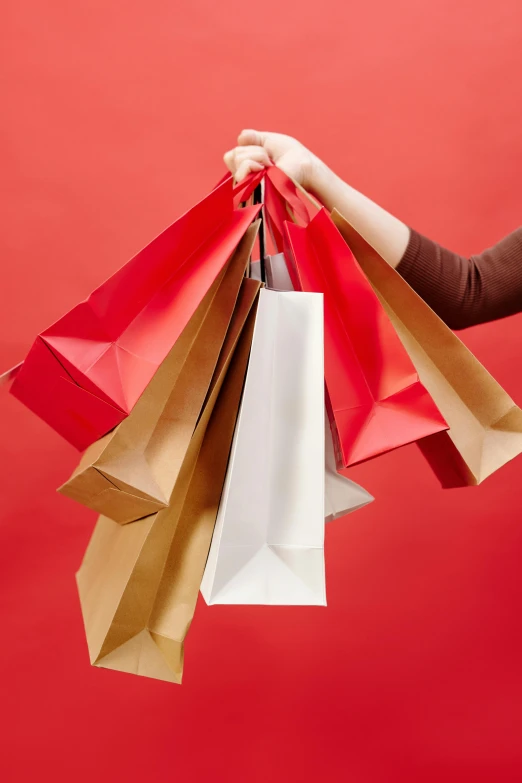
left=234, top=146, right=271, bottom=167
left=223, top=145, right=271, bottom=181
left=223, top=148, right=235, bottom=171
left=224, top=146, right=271, bottom=169
left=235, top=159, right=264, bottom=182
left=238, top=129, right=265, bottom=147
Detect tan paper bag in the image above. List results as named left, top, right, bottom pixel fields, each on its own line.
left=332, top=210, right=522, bottom=486
left=59, top=223, right=259, bottom=523
left=76, top=280, right=260, bottom=683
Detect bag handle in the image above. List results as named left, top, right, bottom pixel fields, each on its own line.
left=0, top=362, right=23, bottom=388
left=232, top=166, right=318, bottom=222
left=252, top=180, right=267, bottom=282
left=219, top=165, right=321, bottom=216
left=232, top=169, right=265, bottom=203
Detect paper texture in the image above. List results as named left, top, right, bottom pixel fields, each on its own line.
left=10, top=180, right=260, bottom=449
left=201, top=288, right=326, bottom=607
left=284, top=210, right=448, bottom=469
left=332, top=210, right=522, bottom=485
left=59, top=225, right=259, bottom=523
left=76, top=285, right=259, bottom=683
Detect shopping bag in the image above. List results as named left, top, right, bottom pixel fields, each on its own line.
left=249, top=252, right=374, bottom=520
left=143, top=306, right=257, bottom=681
left=76, top=283, right=259, bottom=683
left=283, top=209, right=448, bottom=468
left=201, top=288, right=326, bottom=607
left=58, top=225, right=259, bottom=523
left=231, top=165, right=319, bottom=259
left=10, top=179, right=260, bottom=450
left=332, top=211, right=522, bottom=486
left=249, top=253, right=293, bottom=291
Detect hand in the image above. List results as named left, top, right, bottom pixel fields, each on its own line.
left=224, top=130, right=318, bottom=190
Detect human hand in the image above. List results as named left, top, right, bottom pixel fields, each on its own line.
left=224, top=130, right=318, bottom=190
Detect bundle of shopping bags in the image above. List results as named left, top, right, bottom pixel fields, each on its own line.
left=4, top=166, right=522, bottom=684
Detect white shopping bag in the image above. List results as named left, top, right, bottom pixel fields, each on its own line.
left=249, top=253, right=374, bottom=524
left=200, top=288, right=326, bottom=606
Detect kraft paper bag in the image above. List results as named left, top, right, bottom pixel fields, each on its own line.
left=201, top=288, right=327, bottom=607
left=76, top=282, right=259, bottom=683
left=10, top=179, right=260, bottom=450
left=59, top=225, right=259, bottom=523
left=332, top=210, right=522, bottom=486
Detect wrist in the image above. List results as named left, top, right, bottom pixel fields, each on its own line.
left=302, top=154, right=324, bottom=192
left=304, top=155, right=341, bottom=209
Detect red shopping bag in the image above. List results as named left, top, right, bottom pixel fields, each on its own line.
left=284, top=209, right=448, bottom=467
left=10, top=180, right=260, bottom=450
left=231, top=166, right=318, bottom=253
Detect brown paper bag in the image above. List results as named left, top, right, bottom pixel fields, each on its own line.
left=332, top=210, right=522, bottom=486
left=59, top=223, right=259, bottom=523
left=76, top=280, right=260, bottom=683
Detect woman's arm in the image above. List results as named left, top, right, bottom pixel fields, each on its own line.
left=307, top=158, right=411, bottom=269
left=225, top=130, right=522, bottom=329
left=397, top=228, right=522, bottom=329
left=225, top=129, right=411, bottom=267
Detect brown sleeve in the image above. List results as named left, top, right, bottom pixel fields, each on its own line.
left=396, top=227, right=522, bottom=329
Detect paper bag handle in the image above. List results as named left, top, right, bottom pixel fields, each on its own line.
left=232, top=166, right=317, bottom=224
left=0, top=361, right=23, bottom=389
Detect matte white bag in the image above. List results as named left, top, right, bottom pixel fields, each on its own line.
left=201, top=288, right=326, bottom=606
left=250, top=254, right=374, bottom=524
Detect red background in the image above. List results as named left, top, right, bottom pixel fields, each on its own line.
left=2, top=2, right=522, bottom=781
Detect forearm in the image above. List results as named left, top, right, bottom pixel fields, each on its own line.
left=226, top=131, right=522, bottom=329
left=397, top=228, right=522, bottom=329
left=306, top=158, right=522, bottom=329
left=307, top=158, right=410, bottom=269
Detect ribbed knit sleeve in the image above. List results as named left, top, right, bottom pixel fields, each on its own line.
left=396, top=227, right=522, bottom=329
